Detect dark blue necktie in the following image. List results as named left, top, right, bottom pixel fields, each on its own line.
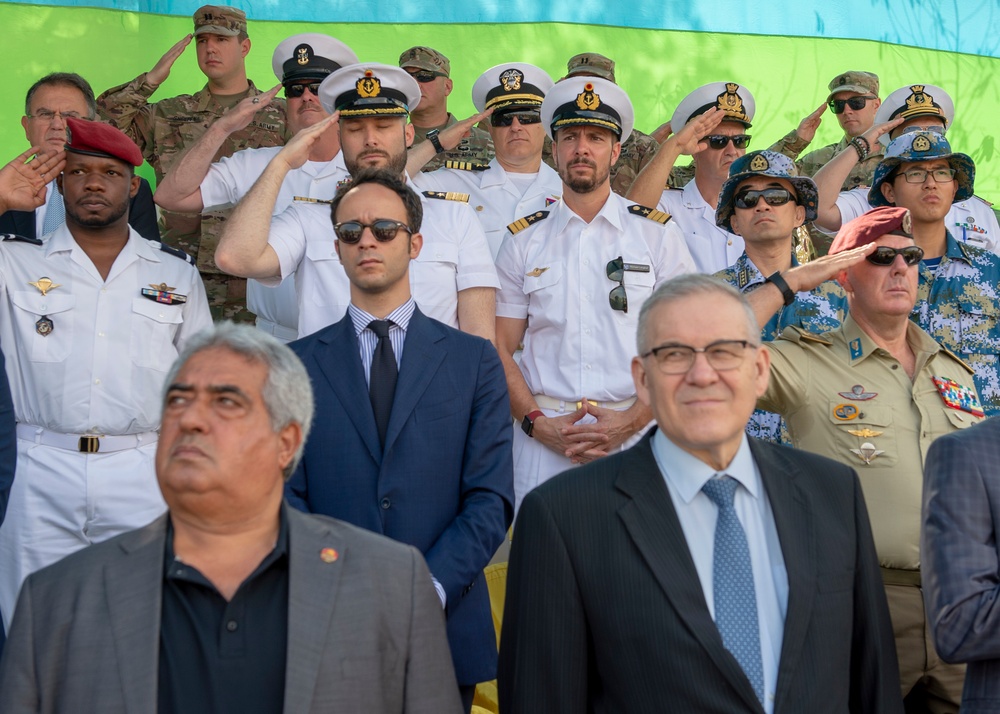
left=702, top=475, right=765, bottom=705
left=368, top=320, right=397, bottom=447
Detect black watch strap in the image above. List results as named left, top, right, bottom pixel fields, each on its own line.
left=426, top=129, right=445, bottom=154
left=765, top=271, right=796, bottom=307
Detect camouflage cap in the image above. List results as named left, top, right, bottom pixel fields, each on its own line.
left=826, top=71, right=880, bottom=103
left=565, top=53, right=616, bottom=83
left=398, top=46, right=450, bottom=77
left=869, top=131, right=974, bottom=207
left=193, top=5, right=246, bottom=37
left=716, top=150, right=818, bottom=233
left=829, top=206, right=912, bottom=255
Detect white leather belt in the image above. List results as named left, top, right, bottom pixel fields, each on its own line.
left=533, top=395, right=637, bottom=413
left=16, top=424, right=158, bottom=453
left=254, top=317, right=299, bottom=343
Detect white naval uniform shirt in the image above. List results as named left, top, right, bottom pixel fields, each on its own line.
left=201, top=148, right=351, bottom=340
left=836, top=186, right=1000, bottom=255
left=411, top=159, right=563, bottom=259
left=267, top=179, right=500, bottom=338
left=658, top=179, right=744, bottom=274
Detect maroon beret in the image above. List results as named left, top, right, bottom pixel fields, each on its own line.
left=65, top=118, right=143, bottom=167
left=829, top=206, right=913, bottom=255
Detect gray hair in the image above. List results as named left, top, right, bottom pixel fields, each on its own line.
left=163, top=323, right=315, bottom=479
left=25, top=73, right=98, bottom=119
left=636, top=274, right=759, bottom=354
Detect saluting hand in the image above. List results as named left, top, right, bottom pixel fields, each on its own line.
left=148, top=35, right=193, bottom=87
left=668, top=106, right=724, bottom=156
left=0, top=148, right=66, bottom=214
left=275, top=112, right=339, bottom=172
left=795, top=103, right=827, bottom=143
left=438, top=108, right=494, bottom=151
left=217, top=84, right=282, bottom=135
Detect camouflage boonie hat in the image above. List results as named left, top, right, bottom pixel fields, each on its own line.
left=193, top=5, right=246, bottom=36
left=826, top=71, right=879, bottom=103
left=716, top=150, right=819, bottom=233
left=565, top=53, right=616, bottom=83
left=398, top=46, right=450, bottom=77
left=869, top=131, right=975, bottom=207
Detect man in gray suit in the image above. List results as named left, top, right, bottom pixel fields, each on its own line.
left=0, top=323, right=461, bottom=714
left=923, top=417, right=1000, bottom=713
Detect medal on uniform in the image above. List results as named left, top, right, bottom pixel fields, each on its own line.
left=28, top=277, right=60, bottom=337
left=850, top=442, right=884, bottom=465
left=28, top=277, right=61, bottom=296
left=141, top=283, right=187, bottom=305
left=838, top=384, right=877, bottom=400
left=931, top=375, right=984, bottom=417
left=832, top=403, right=859, bottom=421
left=35, top=315, right=53, bottom=336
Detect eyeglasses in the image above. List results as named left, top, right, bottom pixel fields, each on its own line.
left=897, top=167, right=956, bottom=184
left=27, top=110, right=84, bottom=123
left=407, top=70, right=446, bottom=83
left=734, top=188, right=795, bottom=209
left=828, top=95, right=877, bottom=114
left=703, top=134, right=751, bottom=150
left=641, top=340, right=759, bottom=375
left=490, top=111, right=542, bottom=127
left=606, top=256, right=629, bottom=313
left=285, top=83, right=320, bottom=98
left=333, top=219, right=412, bottom=244
left=865, top=245, right=925, bottom=266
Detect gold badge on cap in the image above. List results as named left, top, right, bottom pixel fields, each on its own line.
left=28, top=277, right=60, bottom=296
left=576, top=83, right=601, bottom=111
left=500, top=68, right=523, bottom=92
left=905, top=85, right=934, bottom=112
left=357, top=71, right=381, bottom=98
left=749, top=154, right=769, bottom=172
left=296, top=45, right=310, bottom=66
left=912, top=134, right=932, bottom=152
left=717, top=83, right=746, bottom=118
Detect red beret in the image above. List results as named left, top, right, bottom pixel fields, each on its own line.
left=65, top=118, right=143, bottom=167
left=829, top=206, right=913, bottom=255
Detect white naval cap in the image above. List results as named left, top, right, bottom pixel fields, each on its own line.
left=472, top=63, right=554, bottom=113
left=670, top=81, right=755, bottom=131
left=272, top=34, right=358, bottom=84
left=874, top=84, right=954, bottom=146
left=318, top=63, right=421, bottom=117
left=540, top=76, right=634, bottom=142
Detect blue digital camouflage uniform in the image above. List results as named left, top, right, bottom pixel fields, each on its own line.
left=912, top=231, right=1000, bottom=417
left=716, top=252, right=849, bottom=443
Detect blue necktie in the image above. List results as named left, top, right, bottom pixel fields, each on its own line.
left=702, top=475, right=765, bottom=705
left=368, top=320, right=397, bottom=447
left=42, top=186, right=64, bottom=236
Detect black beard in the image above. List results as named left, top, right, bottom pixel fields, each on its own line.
left=559, top=159, right=610, bottom=194
left=65, top=193, right=129, bottom=228
left=346, top=149, right=407, bottom=178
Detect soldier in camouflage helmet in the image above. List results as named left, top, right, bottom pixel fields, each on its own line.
left=97, top=5, right=287, bottom=323
left=399, top=46, right=494, bottom=174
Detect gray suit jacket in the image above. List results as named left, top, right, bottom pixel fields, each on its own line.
left=0, top=504, right=462, bottom=714
left=923, top=417, right=1000, bottom=713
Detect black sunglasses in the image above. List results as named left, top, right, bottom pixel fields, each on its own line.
left=828, top=95, right=877, bottom=114
left=734, top=188, right=795, bottom=209
left=333, top=219, right=412, bottom=244
left=285, top=83, right=320, bottom=98
left=490, top=111, right=542, bottom=127
left=704, top=134, right=751, bottom=150
left=865, top=245, right=924, bottom=267
left=407, top=70, right=446, bottom=83
left=607, top=256, right=628, bottom=313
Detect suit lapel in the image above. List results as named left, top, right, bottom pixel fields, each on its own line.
left=616, top=434, right=764, bottom=712
left=103, top=515, right=168, bottom=714
left=383, top=309, right=445, bottom=452
left=282, top=507, right=348, bottom=714
left=751, top=441, right=816, bottom=711
left=9, top=210, right=35, bottom=239
left=313, top=317, right=382, bottom=463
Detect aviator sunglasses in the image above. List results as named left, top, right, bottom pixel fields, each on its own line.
left=734, top=188, right=795, bottom=209
left=333, top=220, right=413, bottom=244
left=285, top=83, right=320, bottom=98
left=491, top=111, right=542, bottom=127
left=865, top=245, right=925, bottom=267
left=828, top=95, right=877, bottom=114
left=703, top=134, right=751, bottom=150
left=407, top=70, right=447, bottom=83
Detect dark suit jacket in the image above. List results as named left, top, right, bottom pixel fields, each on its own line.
left=287, top=308, right=514, bottom=685
left=0, top=177, right=160, bottom=242
left=498, top=430, right=902, bottom=714
left=923, top=417, right=1000, bottom=713
left=0, top=505, right=462, bottom=714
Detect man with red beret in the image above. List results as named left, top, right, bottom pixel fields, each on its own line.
left=745, top=206, right=980, bottom=711
left=0, top=118, right=212, bottom=633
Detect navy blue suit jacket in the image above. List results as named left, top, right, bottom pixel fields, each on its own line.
left=287, top=308, right=514, bottom=685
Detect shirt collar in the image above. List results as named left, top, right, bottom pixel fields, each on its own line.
left=653, top=428, right=761, bottom=504
left=841, top=312, right=941, bottom=366
left=348, top=298, right=416, bottom=336
left=549, top=189, right=623, bottom=235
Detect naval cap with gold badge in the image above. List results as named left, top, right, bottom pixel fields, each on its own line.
left=472, top=63, right=553, bottom=114
left=868, top=131, right=974, bottom=208
left=318, top=63, right=421, bottom=118
left=715, top=150, right=818, bottom=232
left=65, top=117, right=143, bottom=167
left=272, top=33, right=358, bottom=84
left=541, top=76, right=634, bottom=142
left=874, top=83, right=954, bottom=146
left=671, top=81, right=755, bottom=131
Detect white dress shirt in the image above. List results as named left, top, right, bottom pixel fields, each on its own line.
left=657, top=179, right=745, bottom=273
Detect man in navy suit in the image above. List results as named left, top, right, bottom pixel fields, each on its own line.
left=286, top=169, right=514, bottom=712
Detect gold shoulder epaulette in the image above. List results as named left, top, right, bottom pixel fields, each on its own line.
left=422, top=190, right=470, bottom=203
left=444, top=160, right=490, bottom=172
left=293, top=195, right=334, bottom=205
left=507, top=211, right=550, bottom=235
left=973, top=194, right=994, bottom=208
left=778, top=325, right=833, bottom=345
left=628, top=203, right=672, bottom=224
left=940, top=345, right=976, bottom=374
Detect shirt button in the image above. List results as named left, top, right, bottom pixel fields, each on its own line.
left=891, top=364, right=899, bottom=370
left=101, top=288, right=107, bottom=294
left=94, top=378, right=101, bottom=385
left=380, top=497, right=391, bottom=509
left=583, top=259, right=590, bottom=266
left=98, top=332, right=105, bottom=337
left=585, top=364, right=592, bottom=370
left=226, top=620, right=238, bottom=632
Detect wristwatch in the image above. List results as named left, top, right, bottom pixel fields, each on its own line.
left=426, top=129, right=445, bottom=154
left=765, top=271, right=796, bottom=307
left=521, top=410, right=545, bottom=437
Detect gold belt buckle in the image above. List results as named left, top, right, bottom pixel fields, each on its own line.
left=574, top=399, right=598, bottom=410
left=78, top=435, right=100, bottom=453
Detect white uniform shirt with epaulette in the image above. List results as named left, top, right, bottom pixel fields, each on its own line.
left=200, top=148, right=351, bottom=341
left=836, top=186, right=1000, bottom=255
left=758, top=314, right=984, bottom=570
left=411, top=158, right=563, bottom=259
left=657, top=179, right=745, bottom=273
left=267, top=181, right=499, bottom=338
